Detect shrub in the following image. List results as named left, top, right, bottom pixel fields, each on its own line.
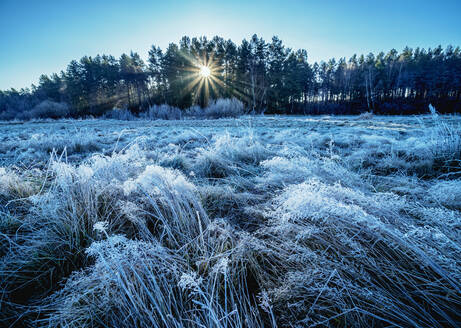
left=0, top=110, right=19, bottom=121
left=103, top=108, right=137, bottom=120
left=184, top=105, right=204, bottom=118
left=23, top=100, right=70, bottom=120
left=355, top=111, right=374, bottom=120
left=183, top=99, right=245, bottom=119
left=204, top=98, right=244, bottom=118
left=142, top=104, right=182, bottom=120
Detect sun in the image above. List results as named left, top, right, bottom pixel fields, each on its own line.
left=199, top=65, right=211, bottom=78
left=181, top=57, right=231, bottom=107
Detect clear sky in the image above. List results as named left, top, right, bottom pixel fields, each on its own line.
left=1, top=0, right=460, bottom=90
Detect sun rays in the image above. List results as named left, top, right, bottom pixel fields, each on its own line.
left=179, top=55, right=225, bottom=105
left=171, top=49, right=250, bottom=107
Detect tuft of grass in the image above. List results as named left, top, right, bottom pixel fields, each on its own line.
left=355, top=111, right=374, bottom=120
left=194, top=132, right=270, bottom=179
left=255, top=178, right=461, bottom=327
left=421, top=105, right=461, bottom=176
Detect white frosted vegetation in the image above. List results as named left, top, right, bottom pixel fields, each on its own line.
left=193, top=132, right=271, bottom=178
left=0, top=114, right=460, bottom=327
left=257, top=178, right=460, bottom=326
left=428, top=179, right=461, bottom=209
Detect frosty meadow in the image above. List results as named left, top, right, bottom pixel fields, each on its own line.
left=0, top=111, right=460, bottom=327
left=2, top=1, right=461, bottom=325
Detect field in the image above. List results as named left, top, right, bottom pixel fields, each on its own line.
left=1, top=114, right=460, bottom=327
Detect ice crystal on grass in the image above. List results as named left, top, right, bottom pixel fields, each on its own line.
left=1, top=115, right=461, bottom=327
left=429, top=179, right=461, bottom=209
left=178, top=271, right=203, bottom=293
left=211, top=256, right=229, bottom=275
left=93, top=221, right=109, bottom=233
left=194, top=132, right=271, bottom=178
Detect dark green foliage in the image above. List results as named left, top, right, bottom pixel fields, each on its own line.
left=1, top=36, right=460, bottom=119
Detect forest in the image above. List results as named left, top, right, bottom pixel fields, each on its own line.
left=1, top=34, right=461, bottom=120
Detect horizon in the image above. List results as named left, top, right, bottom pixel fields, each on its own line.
left=1, top=0, right=461, bottom=90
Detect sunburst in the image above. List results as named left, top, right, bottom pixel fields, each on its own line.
left=177, top=51, right=249, bottom=107
left=180, top=55, right=224, bottom=106
left=199, top=65, right=211, bottom=78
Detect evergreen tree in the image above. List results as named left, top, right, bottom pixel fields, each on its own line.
left=1, top=35, right=461, bottom=119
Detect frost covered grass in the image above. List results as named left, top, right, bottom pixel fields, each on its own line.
left=0, top=114, right=460, bottom=327
left=202, top=98, right=245, bottom=119
left=142, top=104, right=183, bottom=120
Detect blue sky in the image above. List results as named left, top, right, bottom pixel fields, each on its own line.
left=1, top=0, right=460, bottom=90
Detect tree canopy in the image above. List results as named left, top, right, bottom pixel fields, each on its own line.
left=1, top=35, right=460, bottom=119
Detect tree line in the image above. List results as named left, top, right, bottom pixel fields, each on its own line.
left=1, top=34, right=460, bottom=119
